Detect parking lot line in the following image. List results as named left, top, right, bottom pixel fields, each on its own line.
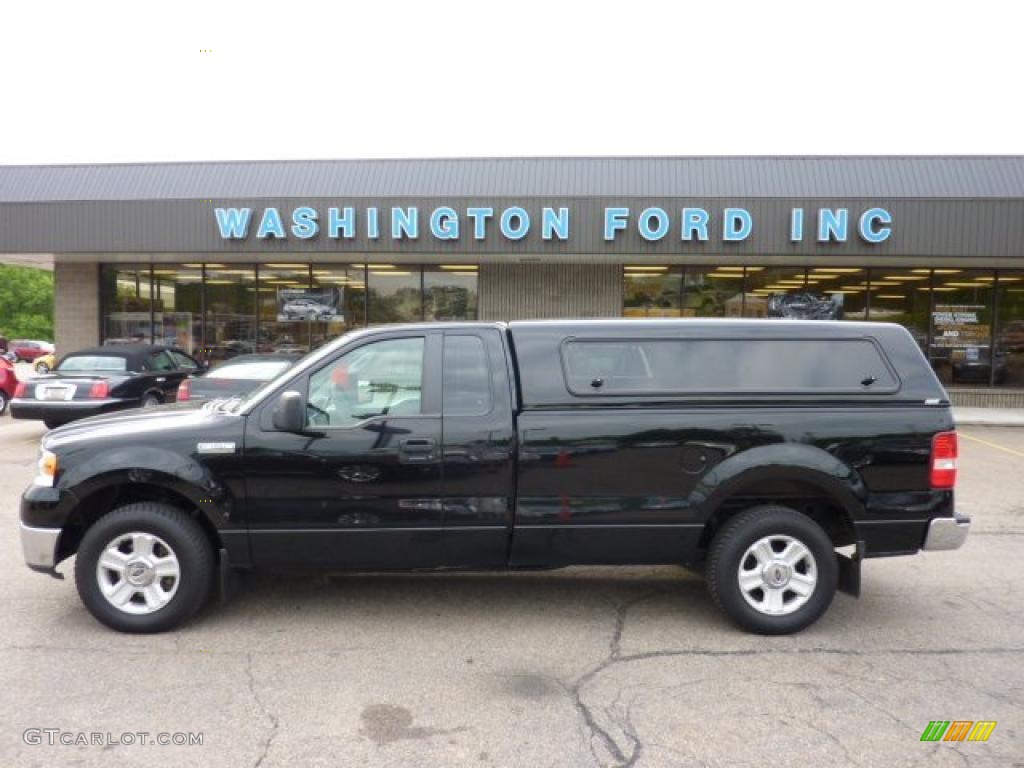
left=959, top=431, right=1024, bottom=458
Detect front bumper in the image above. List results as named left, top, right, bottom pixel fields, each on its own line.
left=923, top=514, right=971, bottom=551
left=20, top=522, right=61, bottom=573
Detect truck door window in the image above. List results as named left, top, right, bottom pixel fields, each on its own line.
left=307, top=337, right=424, bottom=427
left=443, top=335, right=492, bottom=415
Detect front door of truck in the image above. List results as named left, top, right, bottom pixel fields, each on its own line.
left=244, top=332, right=445, bottom=568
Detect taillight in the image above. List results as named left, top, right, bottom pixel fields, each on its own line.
left=177, top=379, right=191, bottom=401
left=89, top=380, right=110, bottom=399
left=14, top=381, right=26, bottom=398
left=930, top=431, right=958, bottom=489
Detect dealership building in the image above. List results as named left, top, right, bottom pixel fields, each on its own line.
left=1, top=156, right=1023, bottom=401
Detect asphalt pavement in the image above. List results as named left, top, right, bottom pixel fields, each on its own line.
left=0, top=413, right=1021, bottom=767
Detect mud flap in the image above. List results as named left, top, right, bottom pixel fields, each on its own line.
left=837, top=540, right=865, bottom=598
left=218, top=548, right=241, bottom=605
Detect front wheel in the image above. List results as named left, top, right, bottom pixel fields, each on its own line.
left=0, top=391, right=8, bottom=415
left=706, top=505, right=838, bottom=635
left=75, top=502, right=214, bottom=632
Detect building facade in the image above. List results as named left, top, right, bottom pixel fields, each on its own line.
left=1, top=156, right=1023, bottom=396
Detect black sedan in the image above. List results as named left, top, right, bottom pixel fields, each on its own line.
left=10, top=344, right=202, bottom=429
left=176, top=353, right=299, bottom=405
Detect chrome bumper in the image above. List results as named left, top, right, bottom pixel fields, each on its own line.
left=923, top=515, right=971, bottom=551
left=20, top=523, right=61, bottom=569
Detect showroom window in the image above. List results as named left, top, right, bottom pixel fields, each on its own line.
left=928, top=270, right=995, bottom=387
left=745, top=268, right=811, bottom=319
left=683, top=267, right=744, bottom=317
left=102, top=262, right=478, bottom=356
left=368, top=265, right=423, bottom=323
left=101, top=264, right=154, bottom=344
left=995, top=271, right=1024, bottom=388
left=424, top=265, right=478, bottom=321
left=808, top=268, right=867, bottom=319
left=204, top=264, right=256, bottom=363
left=152, top=265, right=204, bottom=357
left=258, top=264, right=312, bottom=354
left=867, top=268, right=931, bottom=354
left=310, top=265, right=366, bottom=350
left=623, top=267, right=682, bottom=317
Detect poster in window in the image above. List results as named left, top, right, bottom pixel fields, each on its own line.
left=276, top=287, right=343, bottom=322
left=764, top=293, right=844, bottom=320
left=931, top=304, right=990, bottom=361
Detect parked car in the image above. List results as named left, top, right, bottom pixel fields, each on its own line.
left=0, top=356, right=17, bottom=415
left=33, top=352, right=56, bottom=374
left=281, top=298, right=334, bottom=320
left=10, top=339, right=54, bottom=362
left=177, top=353, right=299, bottom=405
left=10, top=344, right=202, bottom=429
left=20, top=320, right=967, bottom=634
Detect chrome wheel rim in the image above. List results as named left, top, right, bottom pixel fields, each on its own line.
left=737, top=534, right=817, bottom=616
left=96, top=532, right=180, bottom=615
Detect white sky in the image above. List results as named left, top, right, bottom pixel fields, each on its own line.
left=2, top=0, right=1022, bottom=164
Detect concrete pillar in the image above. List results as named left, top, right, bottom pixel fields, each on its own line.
left=477, top=263, right=622, bottom=321
left=54, top=260, right=100, bottom=354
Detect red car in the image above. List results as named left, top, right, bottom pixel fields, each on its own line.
left=10, top=340, right=54, bottom=362
left=0, top=357, right=17, bottom=415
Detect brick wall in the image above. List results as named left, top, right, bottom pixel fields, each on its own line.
left=54, top=260, right=100, bottom=354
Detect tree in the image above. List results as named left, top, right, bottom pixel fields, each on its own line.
left=0, top=265, right=54, bottom=341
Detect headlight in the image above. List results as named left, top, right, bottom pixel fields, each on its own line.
left=34, top=449, right=58, bottom=488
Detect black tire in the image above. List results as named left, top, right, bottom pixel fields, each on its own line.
left=0, top=391, right=7, bottom=416
left=706, top=505, right=838, bottom=635
left=74, top=502, right=214, bottom=633
left=140, top=393, right=161, bottom=408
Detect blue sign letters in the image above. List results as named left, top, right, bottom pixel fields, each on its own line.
left=214, top=204, right=893, bottom=246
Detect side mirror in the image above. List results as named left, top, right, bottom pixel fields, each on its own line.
left=272, top=390, right=306, bottom=432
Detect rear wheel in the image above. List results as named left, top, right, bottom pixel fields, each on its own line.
left=75, top=502, right=214, bottom=633
left=140, top=393, right=161, bottom=408
left=0, top=391, right=7, bottom=415
left=707, top=505, right=838, bottom=634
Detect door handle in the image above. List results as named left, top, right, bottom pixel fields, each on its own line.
left=399, top=437, right=436, bottom=463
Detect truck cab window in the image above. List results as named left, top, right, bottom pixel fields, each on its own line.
left=443, top=335, right=492, bottom=415
left=307, top=337, right=424, bottom=427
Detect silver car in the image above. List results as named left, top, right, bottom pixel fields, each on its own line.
left=281, top=298, right=333, bottom=320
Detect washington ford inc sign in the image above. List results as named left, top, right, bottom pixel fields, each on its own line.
left=214, top=205, right=893, bottom=244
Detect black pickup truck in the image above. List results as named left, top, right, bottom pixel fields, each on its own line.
left=20, top=319, right=969, bottom=634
